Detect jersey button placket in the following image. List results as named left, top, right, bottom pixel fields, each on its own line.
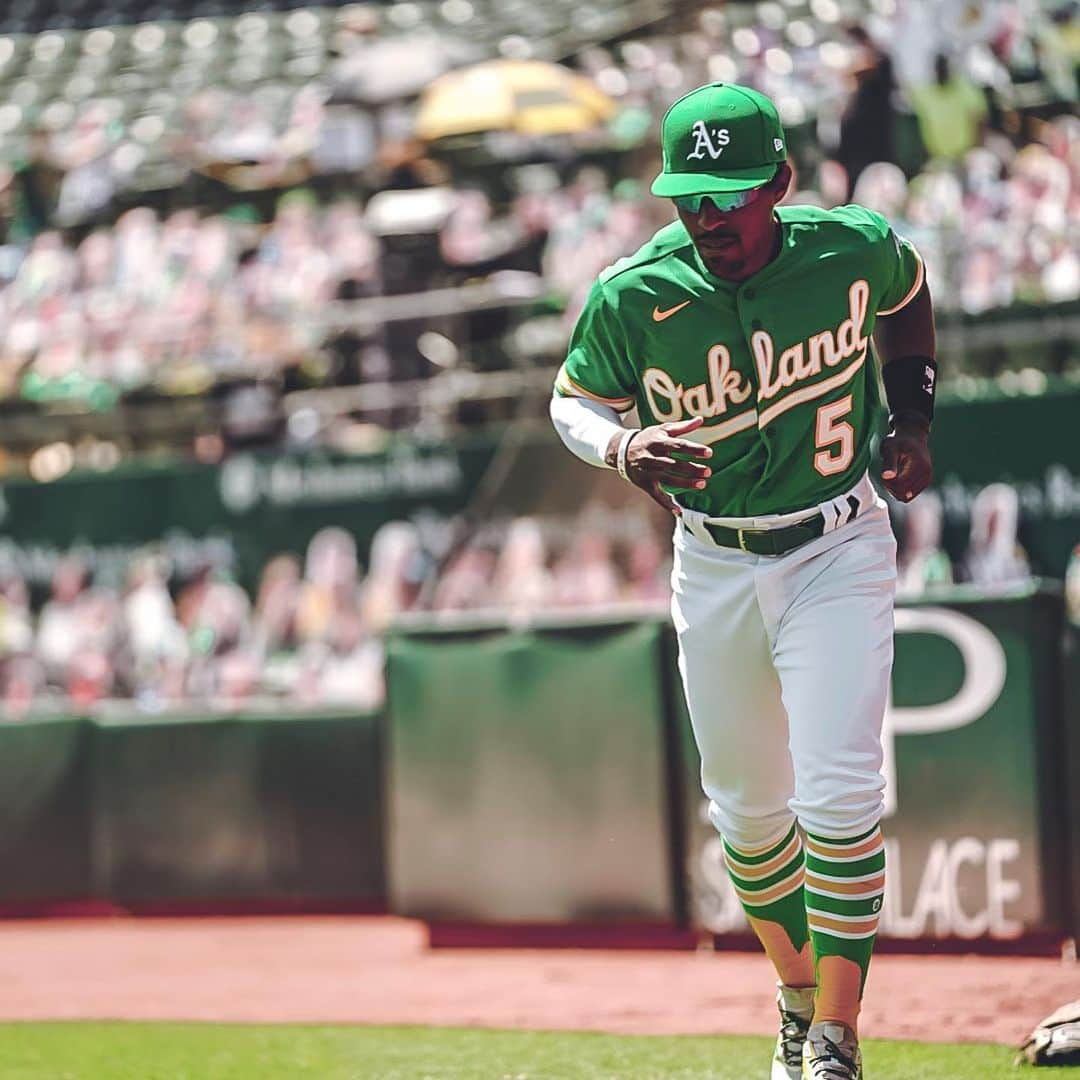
left=739, top=284, right=761, bottom=330
left=737, top=286, right=763, bottom=454
left=743, top=286, right=769, bottom=449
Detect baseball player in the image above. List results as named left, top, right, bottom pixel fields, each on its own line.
left=550, top=83, right=936, bottom=1079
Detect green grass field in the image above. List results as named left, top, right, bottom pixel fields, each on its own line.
left=0, top=1023, right=1041, bottom=1079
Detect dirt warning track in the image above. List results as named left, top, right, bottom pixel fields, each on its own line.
left=0, top=916, right=1074, bottom=1046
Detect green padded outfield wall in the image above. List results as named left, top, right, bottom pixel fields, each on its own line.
left=386, top=617, right=681, bottom=924
left=0, top=715, right=94, bottom=904
left=679, top=587, right=1070, bottom=942
left=90, top=709, right=384, bottom=906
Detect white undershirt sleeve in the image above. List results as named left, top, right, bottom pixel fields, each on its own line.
left=549, top=392, right=627, bottom=469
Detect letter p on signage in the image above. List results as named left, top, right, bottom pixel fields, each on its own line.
left=883, top=608, right=1007, bottom=817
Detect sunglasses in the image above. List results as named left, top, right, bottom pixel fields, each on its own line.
left=672, top=183, right=770, bottom=215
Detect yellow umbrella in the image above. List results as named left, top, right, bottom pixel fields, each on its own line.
left=415, top=59, right=617, bottom=141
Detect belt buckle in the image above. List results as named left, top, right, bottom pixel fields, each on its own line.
left=737, top=528, right=749, bottom=552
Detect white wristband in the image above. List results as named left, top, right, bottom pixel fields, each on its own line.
left=616, top=429, right=638, bottom=482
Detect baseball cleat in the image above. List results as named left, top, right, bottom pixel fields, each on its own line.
left=801, top=1021, right=863, bottom=1079
left=771, top=984, right=815, bottom=1079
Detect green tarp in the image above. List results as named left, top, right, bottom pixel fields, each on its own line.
left=386, top=616, right=680, bottom=924
left=0, top=716, right=94, bottom=904
left=0, top=709, right=383, bottom=910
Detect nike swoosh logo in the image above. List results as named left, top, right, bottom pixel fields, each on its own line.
left=652, top=300, right=691, bottom=322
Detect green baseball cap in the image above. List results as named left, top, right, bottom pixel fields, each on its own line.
left=651, top=83, right=787, bottom=198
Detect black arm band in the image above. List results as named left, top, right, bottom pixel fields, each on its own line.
left=883, top=354, right=937, bottom=426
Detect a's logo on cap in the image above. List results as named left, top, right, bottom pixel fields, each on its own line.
left=686, top=120, right=731, bottom=161
left=774, top=138, right=784, bottom=152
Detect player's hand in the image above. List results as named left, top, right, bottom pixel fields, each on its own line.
left=880, top=416, right=932, bottom=503
left=625, top=416, right=713, bottom=517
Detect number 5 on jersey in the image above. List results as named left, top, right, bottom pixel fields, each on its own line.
left=813, top=395, right=855, bottom=476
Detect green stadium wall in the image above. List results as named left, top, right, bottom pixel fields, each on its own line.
left=0, top=709, right=383, bottom=914
left=385, top=615, right=684, bottom=931
left=0, top=591, right=1075, bottom=947
left=388, top=588, right=1076, bottom=946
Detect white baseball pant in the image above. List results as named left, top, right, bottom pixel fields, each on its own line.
left=671, top=473, right=896, bottom=850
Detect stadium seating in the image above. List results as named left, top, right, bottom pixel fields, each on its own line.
left=0, top=0, right=1075, bottom=450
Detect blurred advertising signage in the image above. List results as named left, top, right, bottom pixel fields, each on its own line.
left=218, top=448, right=465, bottom=514
left=930, top=386, right=1080, bottom=579
left=689, top=592, right=1065, bottom=941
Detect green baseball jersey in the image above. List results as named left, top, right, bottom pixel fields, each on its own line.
left=555, top=203, right=924, bottom=518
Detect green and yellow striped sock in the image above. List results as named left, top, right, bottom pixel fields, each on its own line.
left=723, top=822, right=810, bottom=978
left=804, top=824, right=886, bottom=1027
